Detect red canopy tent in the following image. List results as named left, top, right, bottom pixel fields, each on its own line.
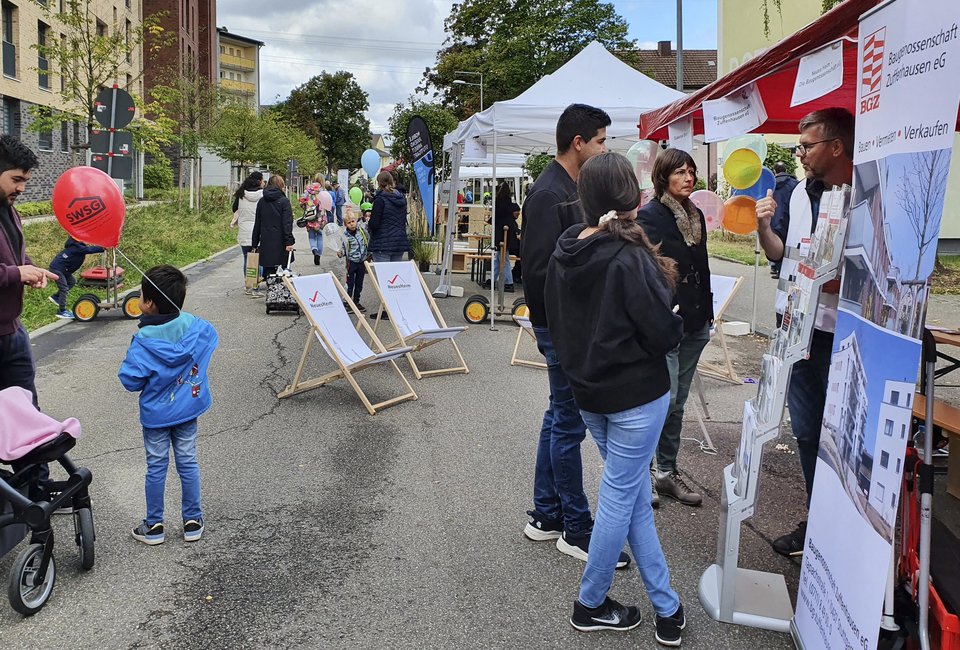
left=638, top=0, right=960, bottom=140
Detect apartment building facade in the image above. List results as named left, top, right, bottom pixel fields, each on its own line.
left=1, top=0, right=142, bottom=201
left=217, top=27, right=262, bottom=111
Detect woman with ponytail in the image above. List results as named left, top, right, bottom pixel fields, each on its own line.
left=544, top=152, right=687, bottom=646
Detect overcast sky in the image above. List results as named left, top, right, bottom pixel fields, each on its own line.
left=215, top=0, right=717, bottom=135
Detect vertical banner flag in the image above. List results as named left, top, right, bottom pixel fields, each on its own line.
left=793, top=2, right=960, bottom=650
left=406, top=116, right=436, bottom=232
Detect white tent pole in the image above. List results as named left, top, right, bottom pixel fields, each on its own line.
left=434, top=143, right=463, bottom=298
left=490, top=128, right=498, bottom=330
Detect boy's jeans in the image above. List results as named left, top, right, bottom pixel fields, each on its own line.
left=371, top=252, right=405, bottom=263
left=345, top=259, right=365, bottom=303
left=308, top=229, right=324, bottom=255
left=578, top=393, right=680, bottom=617
left=51, top=270, right=77, bottom=311
left=143, top=419, right=202, bottom=525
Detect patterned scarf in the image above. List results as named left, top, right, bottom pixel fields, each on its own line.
left=660, top=193, right=702, bottom=247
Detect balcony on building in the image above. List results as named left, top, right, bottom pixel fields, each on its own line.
left=220, top=52, right=255, bottom=72
left=221, top=78, right=255, bottom=95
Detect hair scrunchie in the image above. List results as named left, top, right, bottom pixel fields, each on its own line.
left=598, top=210, right=619, bottom=225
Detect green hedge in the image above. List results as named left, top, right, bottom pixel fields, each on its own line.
left=144, top=163, right=174, bottom=190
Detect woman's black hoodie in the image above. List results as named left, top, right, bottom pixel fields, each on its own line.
left=545, top=224, right=683, bottom=414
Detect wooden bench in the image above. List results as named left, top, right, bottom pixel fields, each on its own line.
left=912, top=393, right=960, bottom=499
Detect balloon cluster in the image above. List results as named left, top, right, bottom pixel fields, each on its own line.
left=719, top=134, right=774, bottom=235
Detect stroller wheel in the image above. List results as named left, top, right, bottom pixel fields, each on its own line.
left=75, top=508, right=95, bottom=570
left=8, top=543, right=56, bottom=615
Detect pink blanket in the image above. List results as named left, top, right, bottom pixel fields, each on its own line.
left=0, top=387, right=81, bottom=462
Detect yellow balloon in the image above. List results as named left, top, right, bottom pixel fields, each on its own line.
left=723, top=195, right=758, bottom=235
left=723, top=148, right=762, bottom=190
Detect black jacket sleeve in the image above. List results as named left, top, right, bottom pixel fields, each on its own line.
left=369, top=196, right=384, bottom=236
left=621, top=253, right=684, bottom=357
left=281, top=199, right=295, bottom=246
left=252, top=202, right=263, bottom=249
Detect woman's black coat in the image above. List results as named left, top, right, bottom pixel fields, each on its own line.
left=252, top=186, right=295, bottom=267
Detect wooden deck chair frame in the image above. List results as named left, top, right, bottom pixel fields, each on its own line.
left=510, top=315, right=546, bottom=369
left=697, top=275, right=743, bottom=385
left=365, top=260, right=469, bottom=380
left=277, top=273, right=418, bottom=415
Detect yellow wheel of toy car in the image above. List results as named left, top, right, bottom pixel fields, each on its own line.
left=511, top=298, right=529, bottom=319
left=122, top=292, right=142, bottom=319
left=72, top=294, right=100, bottom=322
left=462, top=295, right=489, bottom=324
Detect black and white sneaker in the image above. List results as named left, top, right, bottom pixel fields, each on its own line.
left=570, top=597, right=642, bottom=632
left=655, top=602, right=686, bottom=646
left=773, top=521, right=807, bottom=557
left=522, top=510, right=562, bottom=541
left=556, top=532, right=631, bottom=570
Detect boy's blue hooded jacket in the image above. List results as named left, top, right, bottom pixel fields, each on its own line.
left=118, top=311, right=219, bottom=428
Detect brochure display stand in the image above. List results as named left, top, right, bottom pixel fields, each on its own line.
left=699, top=186, right=851, bottom=633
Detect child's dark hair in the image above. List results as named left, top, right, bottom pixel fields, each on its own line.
left=556, top=104, right=611, bottom=154
left=0, top=135, right=38, bottom=174
left=577, top=152, right=677, bottom=288
left=142, top=265, right=187, bottom=314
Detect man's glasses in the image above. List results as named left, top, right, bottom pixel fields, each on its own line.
left=796, top=138, right=838, bottom=155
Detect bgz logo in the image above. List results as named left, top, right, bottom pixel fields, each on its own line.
left=65, top=196, right=106, bottom=226
left=860, top=28, right=885, bottom=114
left=386, top=274, right=411, bottom=289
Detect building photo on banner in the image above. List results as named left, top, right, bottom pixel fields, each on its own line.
left=793, top=0, right=960, bottom=649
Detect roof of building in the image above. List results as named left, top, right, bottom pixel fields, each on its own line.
left=622, top=47, right=717, bottom=90
left=217, top=27, right=265, bottom=47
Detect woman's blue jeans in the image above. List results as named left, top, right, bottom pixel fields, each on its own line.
left=308, top=229, right=324, bottom=256
left=493, top=250, right=513, bottom=285
left=143, top=420, right=202, bottom=525
left=578, top=393, right=680, bottom=616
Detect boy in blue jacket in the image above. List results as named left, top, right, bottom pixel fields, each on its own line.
left=119, top=265, right=218, bottom=545
left=48, top=236, right=104, bottom=319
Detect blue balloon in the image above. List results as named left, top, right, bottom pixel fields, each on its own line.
left=361, top=149, right=381, bottom=178
left=731, top=166, right=776, bottom=200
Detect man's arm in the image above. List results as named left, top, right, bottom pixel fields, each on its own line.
left=756, top=189, right=786, bottom=262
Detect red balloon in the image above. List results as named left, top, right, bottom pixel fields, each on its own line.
left=52, top=166, right=126, bottom=247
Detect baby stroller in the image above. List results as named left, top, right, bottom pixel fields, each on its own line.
left=0, top=387, right=94, bottom=615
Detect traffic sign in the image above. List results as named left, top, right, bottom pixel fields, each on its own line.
left=93, top=87, right=135, bottom=129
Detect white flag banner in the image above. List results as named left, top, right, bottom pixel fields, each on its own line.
left=668, top=116, right=694, bottom=153
left=701, top=83, right=768, bottom=143
left=793, top=2, right=960, bottom=649
left=791, top=41, right=845, bottom=107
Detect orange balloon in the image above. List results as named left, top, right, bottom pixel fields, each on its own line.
left=723, top=195, right=758, bottom=235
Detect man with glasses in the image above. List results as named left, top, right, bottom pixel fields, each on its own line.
left=755, top=108, right=854, bottom=557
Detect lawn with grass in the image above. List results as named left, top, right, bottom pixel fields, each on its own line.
left=21, top=188, right=238, bottom=331
left=707, top=230, right=768, bottom=267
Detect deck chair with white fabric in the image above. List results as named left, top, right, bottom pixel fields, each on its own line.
left=510, top=313, right=546, bottom=369
left=365, top=260, right=469, bottom=380
left=277, top=273, right=418, bottom=415
left=697, top=274, right=743, bottom=385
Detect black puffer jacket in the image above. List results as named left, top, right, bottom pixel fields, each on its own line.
left=368, top=189, right=409, bottom=255
left=637, top=197, right=713, bottom=332
left=251, top=186, right=295, bottom=268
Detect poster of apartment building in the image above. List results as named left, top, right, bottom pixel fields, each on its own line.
left=794, top=1, right=960, bottom=648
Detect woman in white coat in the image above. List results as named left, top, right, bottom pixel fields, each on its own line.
left=232, top=171, right=265, bottom=296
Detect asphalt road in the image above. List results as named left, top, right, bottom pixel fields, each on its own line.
left=1, top=233, right=809, bottom=649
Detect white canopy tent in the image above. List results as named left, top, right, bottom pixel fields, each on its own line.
left=442, top=41, right=684, bottom=155
left=435, top=41, right=684, bottom=317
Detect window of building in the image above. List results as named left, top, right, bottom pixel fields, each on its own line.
left=125, top=73, right=132, bottom=91
left=874, top=482, right=885, bottom=503
left=96, top=20, right=106, bottom=38
left=2, top=1, right=16, bottom=78
left=59, top=34, right=65, bottom=91
left=880, top=450, right=889, bottom=469
left=38, top=127, right=53, bottom=151
left=890, top=390, right=900, bottom=405
left=2, top=97, right=19, bottom=137
left=900, top=423, right=906, bottom=439
left=896, top=458, right=901, bottom=473
left=60, top=120, right=68, bottom=152
left=37, top=21, right=49, bottom=89
left=883, top=419, right=894, bottom=436
left=125, top=20, right=130, bottom=63
left=890, top=493, right=896, bottom=508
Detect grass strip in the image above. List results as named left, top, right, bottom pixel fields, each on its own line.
left=21, top=189, right=237, bottom=331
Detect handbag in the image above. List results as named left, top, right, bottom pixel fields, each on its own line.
left=245, top=250, right=261, bottom=289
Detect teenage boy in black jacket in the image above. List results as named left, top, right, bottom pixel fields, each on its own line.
left=520, top=104, right=631, bottom=569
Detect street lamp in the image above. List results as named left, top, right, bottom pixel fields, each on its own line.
left=452, top=70, right=484, bottom=111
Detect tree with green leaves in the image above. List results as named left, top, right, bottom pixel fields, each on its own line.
left=30, top=0, right=170, bottom=160
left=764, top=143, right=798, bottom=177
left=274, top=71, right=370, bottom=175
left=523, top=154, right=552, bottom=181
left=387, top=100, right=458, bottom=164
left=420, top=0, right=633, bottom=119
left=761, top=0, right=844, bottom=36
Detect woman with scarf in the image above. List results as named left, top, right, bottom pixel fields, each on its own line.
left=637, top=148, right=713, bottom=509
